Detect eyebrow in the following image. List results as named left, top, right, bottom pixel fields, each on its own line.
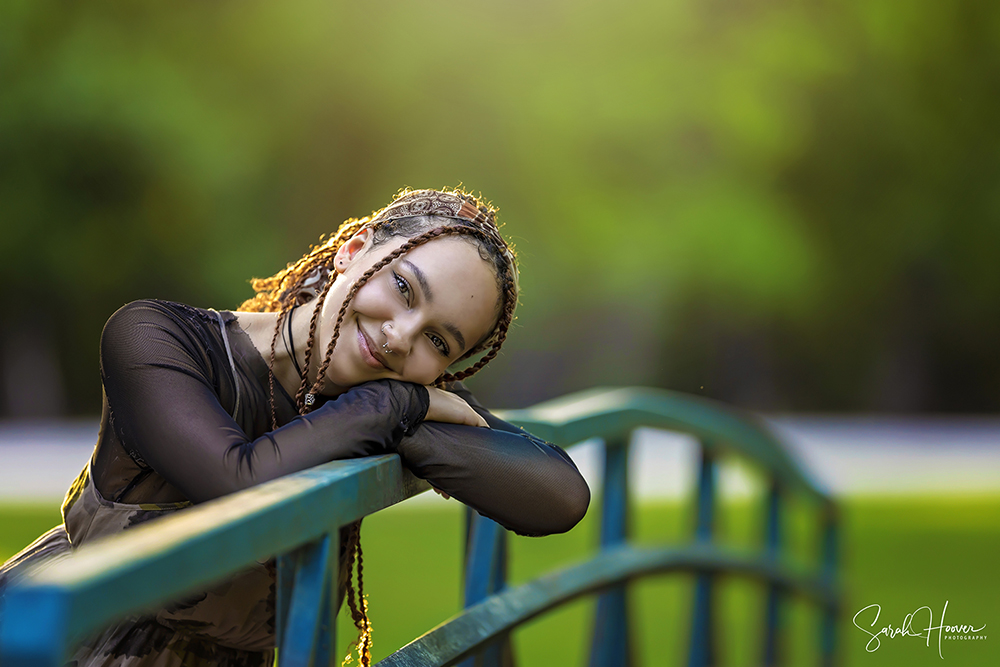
left=400, top=259, right=467, bottom=353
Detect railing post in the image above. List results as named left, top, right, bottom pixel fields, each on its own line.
left=276, top=551, right=294, bottom=652
left=762, top=480, right=783, bottom=666
left=461, top=510, right=513, bottom=667
left=276, top=532, right=338, bottom=667
left=313, top=534, right=338, bottom=667
left=0, top=586, right=70, bottom=667
left=819, top=504, right=839, bottom=667
left=588, top=434, right=633, bottom=667
left=687, top=441, right=717, bottom=667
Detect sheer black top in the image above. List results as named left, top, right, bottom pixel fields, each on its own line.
left=91, top=299, right=590, bottom=537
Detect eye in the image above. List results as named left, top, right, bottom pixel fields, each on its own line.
left=392, top=271, right=411, bottom=304
left=428, top=332, right=450, bottom=356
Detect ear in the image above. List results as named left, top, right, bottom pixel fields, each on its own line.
left=333, top=227, right=373, bottom=274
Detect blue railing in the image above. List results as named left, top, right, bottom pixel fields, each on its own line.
left=0, top=387, right=840, bottom=666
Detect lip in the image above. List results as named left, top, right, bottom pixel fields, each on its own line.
left=357, top=323, right=389, bottom=370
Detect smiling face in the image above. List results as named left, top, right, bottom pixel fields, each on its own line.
left=313, top=228, right=501, bottom=393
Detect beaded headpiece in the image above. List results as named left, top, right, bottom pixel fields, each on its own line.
left=288, top=189, right=518, bottom=345
left=368, top=188, right=519, bottom=296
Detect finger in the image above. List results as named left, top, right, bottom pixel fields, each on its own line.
left=464, top=411, right=488, bottom=428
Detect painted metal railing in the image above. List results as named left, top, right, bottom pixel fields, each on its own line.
left=0, top=386, right=840, bottom=666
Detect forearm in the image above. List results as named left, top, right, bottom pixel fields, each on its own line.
left=120, top=379, right=429, bottom=503
left=397, top=417, right=590, bottom=537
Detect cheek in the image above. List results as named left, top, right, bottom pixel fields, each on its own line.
left=400, top=351, right=448, bottom=385
left=350, top=278, right=394, bottom=315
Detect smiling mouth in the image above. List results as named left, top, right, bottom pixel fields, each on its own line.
left=358, top=321, right=389, bottom=370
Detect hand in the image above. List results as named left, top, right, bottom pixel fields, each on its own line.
left=431, top=486, right=451, bottom=500
left=424, top=386, right=489, bottom=428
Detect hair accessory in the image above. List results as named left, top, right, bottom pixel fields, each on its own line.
left=371, top=190, right=475, bottom=224
left=370, top=189, right=520, bottom=297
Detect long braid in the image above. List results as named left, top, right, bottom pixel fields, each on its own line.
left=355, top=528, right=371, bottom=659
left=266, top=306, right=289, bottom=430
left=296, top=264, right=337, bottom=408
left=305, top=225, right=500, bottom=401
left=238, top=188, right=520, bottom=667
left=438, top=266, right=518, bottom=384
left=341, top=520, right=373, bottom=666
left=309, top=228, right=511, bottom=667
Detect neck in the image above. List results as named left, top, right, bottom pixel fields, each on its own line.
left=233, top=307, right=312, bottom=401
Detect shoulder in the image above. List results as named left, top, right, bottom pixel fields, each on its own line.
left=100, top=299, right=219, bottom=371
left=102, top=299, right=223, bottom=338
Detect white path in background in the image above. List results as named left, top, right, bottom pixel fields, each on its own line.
left=1, top=417, right=998, bottom=502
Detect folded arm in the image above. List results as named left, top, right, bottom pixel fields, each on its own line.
left=100, top=300, right=429, bottom=503
left=101, top=301, right=589, bottom=535
left=397, top=382, right=591, bottom=537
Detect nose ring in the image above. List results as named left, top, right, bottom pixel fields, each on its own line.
left=380, top=323, right=394, bottom=355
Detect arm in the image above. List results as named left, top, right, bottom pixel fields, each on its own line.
left=100, top=300, right=429, bottom=503
left=396, top=381, right=591, bottom=537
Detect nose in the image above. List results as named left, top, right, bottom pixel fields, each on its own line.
left=381, top=321, right=412, bottom=357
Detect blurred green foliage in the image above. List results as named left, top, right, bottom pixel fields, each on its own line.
left=2, top=0, right=998, bottom=414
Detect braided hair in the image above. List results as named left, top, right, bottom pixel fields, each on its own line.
left=238, top=187, right=518, bottom=666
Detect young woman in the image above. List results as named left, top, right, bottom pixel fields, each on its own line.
left=0, top=188, right=591, bottom=667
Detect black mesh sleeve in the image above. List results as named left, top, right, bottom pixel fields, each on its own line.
left=99, top=301, right=429, bottom=503
left=396, top=381, right=591, bottom=537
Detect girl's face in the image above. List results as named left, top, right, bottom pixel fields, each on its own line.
left=315, top=228, right=501, bottom=393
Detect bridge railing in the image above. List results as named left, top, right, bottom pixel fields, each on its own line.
left=0, top=386, right=840, bottom=667
left=423, top=386, right=840, bottom=667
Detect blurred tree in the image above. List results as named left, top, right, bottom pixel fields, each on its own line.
left=772, top=0, right=1000, bottom=411
left=1, top=0, right=997, bottom=415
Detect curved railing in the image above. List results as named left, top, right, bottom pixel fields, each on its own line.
left=0, top=387, right=840, bottom=666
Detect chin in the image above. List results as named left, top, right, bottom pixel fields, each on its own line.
left=323, top=363, right=362, bottom=393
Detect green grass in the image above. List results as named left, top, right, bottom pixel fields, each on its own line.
left=3, top=494, right=998, bottom=666
left=0, top=503, right=63, bottom=561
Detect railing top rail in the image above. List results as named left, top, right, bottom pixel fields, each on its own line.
left=2, top=455, right=428, bottom=652
left=1, top=385, right=836, bottom=666
left=496, top=386, right=831, bottom=503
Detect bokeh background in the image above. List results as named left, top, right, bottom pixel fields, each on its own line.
left=1, top=1, right=998, bottom=665
left=3, top=0, right=999, bottom=415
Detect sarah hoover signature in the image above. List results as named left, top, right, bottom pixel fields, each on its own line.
left=853, top=600, right=986, bottom=659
